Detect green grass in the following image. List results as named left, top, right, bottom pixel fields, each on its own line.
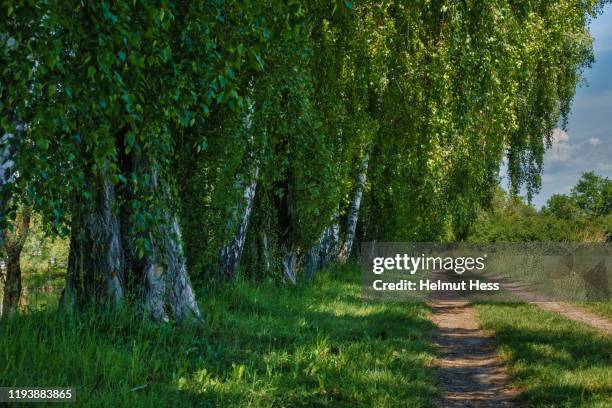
left=0, top=263, right=437, bottom=407
left=474, top=303, right=612, bottom=407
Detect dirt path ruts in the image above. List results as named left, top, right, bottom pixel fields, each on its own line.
left=526, top=301, right=612, bottom=335
left=493, top=278, right=612, bottom=335
left=430, top=293, right=517, bottom=407
left=429, top=269, right=611, bottom=407
left=459, top=271, right=612, bottom=335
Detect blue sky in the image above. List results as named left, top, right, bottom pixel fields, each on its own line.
left=509, top=4, right=612, bottom=208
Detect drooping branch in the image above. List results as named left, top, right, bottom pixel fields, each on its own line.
left=219, top=98, right=259, bottom=279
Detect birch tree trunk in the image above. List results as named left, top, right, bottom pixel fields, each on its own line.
left=321, top=221, right=340, bottom=266
left=1, top=206, right=30, bottom=316
left=261, top=233, right=272, bottom=273
left=219, top=167, right=258, bottom=279
left=0, top=125, right=19, bottom=247
left=120, top=153, right=203, bottom=324
left=134, top=212, right=203, bottom=323
left=62, top=173, right=125, bottom=311
left=219, top=99, right=258, bottom=279
left=281, top=245, right=297, bottom=285
left=339, top=150, right=369, bottom=261
left=303, top=219, right=340, bottom=280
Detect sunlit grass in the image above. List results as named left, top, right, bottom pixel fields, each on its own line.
left=0, top=263, right=437, bottom=407
left=475, top=303, right=612, bottom=408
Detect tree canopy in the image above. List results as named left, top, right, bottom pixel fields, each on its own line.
left=1, top=0, right=607, bottom=318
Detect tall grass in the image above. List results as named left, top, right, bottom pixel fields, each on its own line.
left=475, top=303, right=612, bottom=408
left=0, top=263, right=437, bottom=407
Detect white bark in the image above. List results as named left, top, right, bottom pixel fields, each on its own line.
left=218, top=98, right=258, bottom=278
left=64, top=147, right=202, bottom=324
left=142, top=214, right=202, bottom=323
left=0, top=127, right=19, bottom=247
left=303, top=217, right=340, bottom=280
left=261, top=233, right=272, bottom=272
left=219, top=167, right=258, bottom=278
left=281, top=247, right=297, bottom=285
left=0, top=133, right=15, bottom=187
left=135, top=164, right=203, bottom=324
left=340, top=150, right=369, bottom=260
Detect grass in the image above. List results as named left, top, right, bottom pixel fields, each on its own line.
left=0, top=263, right=438, bottom=407
left=474, top=303, right=612, bottom=407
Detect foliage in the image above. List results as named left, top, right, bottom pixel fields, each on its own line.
left=1, top=0, right=263, bottom=255
left=362, top=0, right=602, bottom=243
left=570, top=171, right=612, bottom=217
left=1, top=0, right=607, bottom=285
left=468, top=185, right=610, bottom=243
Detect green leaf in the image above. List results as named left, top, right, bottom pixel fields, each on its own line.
left=36, top=138, right=50, bottom=151
left=48, top=84, right=56, bottom=98
left=125, top=131, right=136, bottom=152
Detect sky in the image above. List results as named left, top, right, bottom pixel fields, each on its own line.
left=508, top=4, right=612, bottom=208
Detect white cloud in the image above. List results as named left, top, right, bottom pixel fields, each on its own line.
left=550, top=128, right=569, bottom=143
left=547, top=128, right=570, bottom=162
left=598, top=162, right=612, bottom=171
left=587, top=137, right=601, bottom=145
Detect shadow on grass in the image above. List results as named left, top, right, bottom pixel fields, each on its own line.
left=0, top=262, right=438, bottom=407
left=473, top=302, right=612, bottom=407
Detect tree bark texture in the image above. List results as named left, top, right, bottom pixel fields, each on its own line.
left=121, top=151, right=203, bottom=324
left=134, top=212, right=203, bottom=323
left=219, top=167, right=258, bottom=279
left=219, top=100, right=258, bottom=279
left=281, top=245, right=297, bottom=285
left=64, top=141, right=202, bottom=323
left=303, top=220, right=340, bottom=280
left=63, top=173, right=125, bottom=311
left=1, top=206, right=30, bottom=316
left=0, top=123, right=20, bottom=247
left=339, top=150, right=369, bottom=260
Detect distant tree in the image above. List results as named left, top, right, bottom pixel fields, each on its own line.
left=543, top=194, right=583, bottom=220
left=571, top=172, right=612, bottom=216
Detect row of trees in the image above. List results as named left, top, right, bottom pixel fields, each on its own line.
left=1, top=0, right=605, bottom=321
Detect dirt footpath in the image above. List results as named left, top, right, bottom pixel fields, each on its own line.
left=430, top=294, right=517, bottom=407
